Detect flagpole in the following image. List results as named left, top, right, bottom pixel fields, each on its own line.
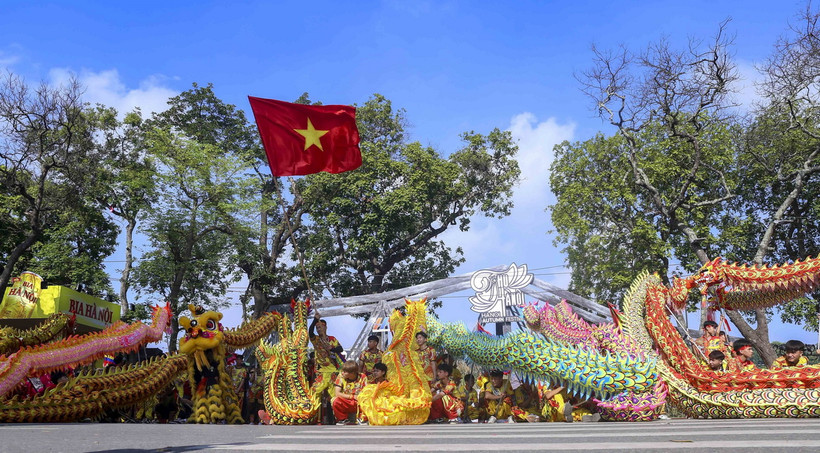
left=276, top=176, right=316, bottom=304
left=248, top=95, right=362, bottom=314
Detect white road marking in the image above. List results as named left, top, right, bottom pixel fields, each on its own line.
left=255, top=428, right=813, bottom=439
left=215, top=440, right=820, bottom=451
left=0, top=427, right=59, bottom=430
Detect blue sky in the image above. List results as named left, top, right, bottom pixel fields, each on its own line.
left=2, top=1, right=816, bottom=347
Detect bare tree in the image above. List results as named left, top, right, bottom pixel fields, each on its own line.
left=0, top=72, right=99, bottom=293
left=576, top=21, right=797, bottom=364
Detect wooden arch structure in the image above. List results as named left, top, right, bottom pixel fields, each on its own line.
left=312, top=264, right=610, bottom=359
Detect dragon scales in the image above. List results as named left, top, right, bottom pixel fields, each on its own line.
left=425, top=316, right=658, bottom=403
left=256, top=300, right=320, bottom=425
left=628, top=256, right=820, bottom=418
left=522, top=300, right=668, bottom=421
left=427, top=254, right=820, bottom=420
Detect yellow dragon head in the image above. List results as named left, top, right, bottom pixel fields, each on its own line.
left=178, top=304, right=225, bottom=371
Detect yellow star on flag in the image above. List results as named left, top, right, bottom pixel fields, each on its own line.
left=294, top=118, right=329, bottom=152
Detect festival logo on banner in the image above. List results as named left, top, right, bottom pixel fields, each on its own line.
left=0, top=271, right=43, bottom=318
left=469, top=263, right=533, bottom=324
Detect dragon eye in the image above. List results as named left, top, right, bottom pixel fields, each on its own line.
left=206, top=320, right=216, bottom=330
left=190, top=320, right=198, bottom=328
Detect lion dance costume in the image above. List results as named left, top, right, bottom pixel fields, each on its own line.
left=178, top=304, right=280, bottom=424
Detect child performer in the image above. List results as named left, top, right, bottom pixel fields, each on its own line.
left=429, top=363, right=464, bottom=424
left=733, top=339, right=757, bottom=371
left=359, top=335, right=383, bottom=379
left=540, top=383, right=573, bottom=423
left=458, top=373, right=481, bottom=423
left=483, top=370, right=514, bottom=423
left=369, top=362, right=388, bottom=384
left=772, top=340, right=808, bottom=368
left=707, top=350, right=727, bottom=372
left=512, top=380, right=542, bottom=422
left=695, top=320, right=723, bottom=358
left=415, top=331, right=437, bottom=385
left=310, top=312, right=344, bottom=397
left=332, top=360, right=368, bottom=425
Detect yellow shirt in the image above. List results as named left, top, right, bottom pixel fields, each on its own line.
left=772, top=355, right=808, bottom=368
left=483, top=379, right=513, bottom=399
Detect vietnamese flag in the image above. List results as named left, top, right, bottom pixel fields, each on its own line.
left=248, top=96, right=361, bottom=176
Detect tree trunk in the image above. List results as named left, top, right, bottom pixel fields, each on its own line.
left=0, top=233, right=39, bottom=293
left=168, top=317, right=180, bottom=353
left=119, top=218, right=136, bottom=315
left=724, top=309, right=777, bottom=365
left=166, top=263, right=187, bottom=354
left=249, top=280, right=268, bottom=319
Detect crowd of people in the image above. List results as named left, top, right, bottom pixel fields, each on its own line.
left=314, top=314, right=596, bottom=426
left=694, top=319, right=811, bottom=373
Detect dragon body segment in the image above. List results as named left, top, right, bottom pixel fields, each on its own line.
left=0, top=313, right=76, bottom=357
left=626, top=265, right=820, bottom=418
left=0, top=301, right=283, bottom=424
left=256, top=300, right=319, bottom=425
left=523, top=300, right=667, bottom=421
left=0, top=354, right=188, bottom=423
left=425, top=315, right=657, bottom=402
left=0, top=303, right=171, bottom=398
left=423, top=254, right=820, bottom=421
left=358, top=298, right=432, bottom=425
left=676, top=256, right=820, bottom=312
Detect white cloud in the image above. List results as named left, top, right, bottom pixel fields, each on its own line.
left=508, top=112, right=575, bottom=210
left=0, top=53, right=20, bottom=67
left=443, top=113, right=575, bottom=275
left=731, top=59, right=766, bottom=112
left=48, top=68, right=177, bottom=118
left=0, top=44, right=23, bottom=69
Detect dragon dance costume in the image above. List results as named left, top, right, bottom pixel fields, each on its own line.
left=429, top=379, right=463, bottom=420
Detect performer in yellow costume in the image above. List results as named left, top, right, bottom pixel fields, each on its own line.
left=540, top=383, right=573, bottom=423
left=359, top=335, right=383, bottom=379
left=772, top=340, right=809, bottom=368
left=512, top=380, right=542, bottom=422
left=415, top=331, right=437, bottom=384
left=483, top=370, right=513, bottom=423
left=309, top=312, right=344, bottom=400
left=456, top=373, right=481, bottom=422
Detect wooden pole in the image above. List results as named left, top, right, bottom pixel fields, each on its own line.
left=276, top=177, right=315, bottom=302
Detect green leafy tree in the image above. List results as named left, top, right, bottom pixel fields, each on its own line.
left=296, top=94, right=521, bottom=303
left=0, top=72, right=111, bottom=292
left=133, top=84, right=255, bottom=351
left=558, top=14, right=820, bottom=365
left=25, top=201, right=118, bottom=297
left=551, top=132, right=676, bottom=303
left=750, top=6, right=820, bottom=332
left=133, top=131, right=246, bottom=351
left=565, top=22, right=774, bottom=359
left=92, top=108, right=159, bottom=314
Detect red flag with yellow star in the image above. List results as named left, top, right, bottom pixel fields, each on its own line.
left=248, top=96, right=361, bottom=176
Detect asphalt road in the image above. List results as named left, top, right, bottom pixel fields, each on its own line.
left=1, top=418, right=819, bottom=452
